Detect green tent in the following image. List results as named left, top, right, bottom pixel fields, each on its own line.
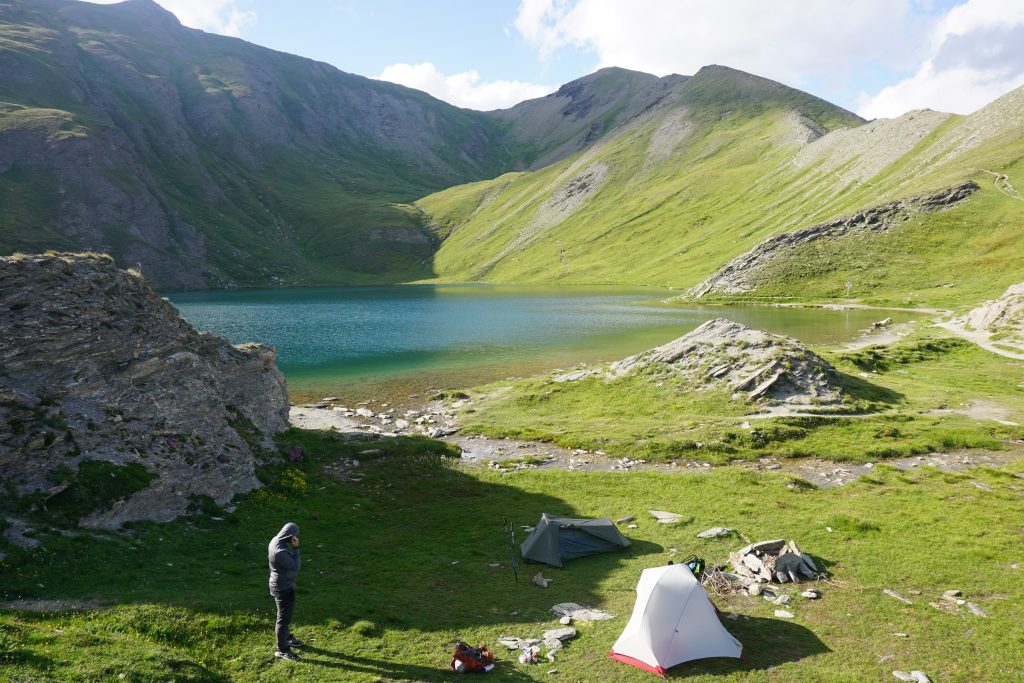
left=520, top=513, right=631, bottom=567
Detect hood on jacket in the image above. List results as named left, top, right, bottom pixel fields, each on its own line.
left=273, top=522, right=300, bottom=544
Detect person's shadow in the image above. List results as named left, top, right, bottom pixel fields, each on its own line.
left=301, top=645, right=536, bottom=681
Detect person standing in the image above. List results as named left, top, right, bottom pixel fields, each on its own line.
left=268, top=522, right=304, bottom=661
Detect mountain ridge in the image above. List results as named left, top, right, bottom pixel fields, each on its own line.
left=2, top=0, right=1023, bottom=307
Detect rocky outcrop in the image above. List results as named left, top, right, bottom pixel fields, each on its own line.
left=948, top=282, right=1024, bottom=354
left=688, top=182, right=979, bottom=299
left=560, top=319, right=842, bottom=405
left=0, top=253, right=289, bottom=528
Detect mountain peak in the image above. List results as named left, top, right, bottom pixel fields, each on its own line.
left=681, top=63, right=864, bottom=128
left=75, top=0, right=182, bottom=27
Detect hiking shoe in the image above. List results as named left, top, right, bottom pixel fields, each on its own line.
left=274, top=650, right=302, bottom=661
left=287, top=636, right=305, bottom=648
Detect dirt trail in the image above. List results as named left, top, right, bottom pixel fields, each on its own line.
left=981, top=168, right=1024, bottom=202
left=289, top=407, right=1024, bottom=489
left=935, top=321, right=1024, bottom=360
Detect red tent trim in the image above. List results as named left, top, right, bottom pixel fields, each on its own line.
left=609, top=650, right=668, bottom=677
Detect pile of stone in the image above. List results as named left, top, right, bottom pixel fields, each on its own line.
left=729, top=539, right=819, bottom=583
left=608, top=319, right=843, bottom=406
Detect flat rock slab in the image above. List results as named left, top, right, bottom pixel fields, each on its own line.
left=542, top=627, right=577, bottom=642
left=883, top=589, right=913, bottom=605
left=648, top=510, right=684, bottom=523
left=551, top=603, right=614, bottom=621
left=966, top=601, right=988, bottom=617
left=697, top=527, right=734, bottom=538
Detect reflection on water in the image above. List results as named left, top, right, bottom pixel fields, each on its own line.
left=168, top=285, right=919, bottom=402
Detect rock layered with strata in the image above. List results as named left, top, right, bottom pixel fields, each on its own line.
left=688, top=182, right=979, bottom=299
left=608, top=318, right=841, bottom=405
left=0, top=253, right=289, bottom=528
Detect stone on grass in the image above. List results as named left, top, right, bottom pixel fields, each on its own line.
left=542, top=627, right=576, bottom=643
left=966, top=602, right=988, bottom=618
left=551, top=603, right=614, bottom=621
left=882, top=589, right=913, bottom=605
left=559, top=616, right=572, bottom=625
left=697, top=527, right=734, bottom=539
left=747, top=584, right=763, bottom=597
left=801, top=589, right=821, bottom=599
left=498, top=636, right=522, bottom=650
left=648, top=510, right=683, bottom=523
left=910, top=672, right=931, bottom=683
left=893, top=672, right=917, bottom=682
left=774, top=610, right=794, bottom=619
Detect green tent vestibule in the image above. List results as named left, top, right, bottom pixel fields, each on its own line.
left=520, top=513, right=631, bottom=567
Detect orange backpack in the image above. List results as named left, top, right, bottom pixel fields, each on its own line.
left=450, top=641, right=494, bottom=673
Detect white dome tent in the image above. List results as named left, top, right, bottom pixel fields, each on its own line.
left=610, top=564, right=742, bottom=676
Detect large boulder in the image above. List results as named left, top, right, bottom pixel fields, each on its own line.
left=609, top=318, right=841, bottom=405
left=0, top=253, right=289, bottom=528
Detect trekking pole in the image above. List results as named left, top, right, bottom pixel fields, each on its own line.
left=504, top=518, right=519, bottom=585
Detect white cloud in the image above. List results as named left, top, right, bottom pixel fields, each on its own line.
left=376, top=62, right=556, bottom=110
left=857, top=0, right=1024, bottom=118
left=81, top=0, right=255, bottom=38
left=514, top=0, right=930, bottom=90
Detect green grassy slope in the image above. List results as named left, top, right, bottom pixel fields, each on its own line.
left=1, top=5, right=751, bottom=290
left=420, top=67, right=1024, bottom=309
left=1, top=431, right=1022, bottom=681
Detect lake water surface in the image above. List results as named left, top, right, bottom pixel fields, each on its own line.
left=169, top=285, right=918, bottom=402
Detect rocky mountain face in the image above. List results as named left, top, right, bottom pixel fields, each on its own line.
left=484, top=67, right=688, bottom=171
left=0, top=253, right=289, bottom=529
left=0, top=0, right=512, bottom=289
left=0, top=1, right=709, bottom=290
left=4, top=1, right=1024, bottom=305
left=688, top=182, right=980, bottom=299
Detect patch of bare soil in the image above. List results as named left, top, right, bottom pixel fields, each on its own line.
left=926, top=398, right=1020, bottom=426
left=759, top=442, right=1024, bottom=488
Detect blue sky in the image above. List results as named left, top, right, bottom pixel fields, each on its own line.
left=88, top=0, right=1024, bottom=118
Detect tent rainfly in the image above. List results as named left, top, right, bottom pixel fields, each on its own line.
left=520, top=513, right=630, bottom=567
left=610, top=564, right=742, bottom=677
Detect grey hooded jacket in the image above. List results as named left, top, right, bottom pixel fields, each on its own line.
left=268, top=522, right=301, bottom=596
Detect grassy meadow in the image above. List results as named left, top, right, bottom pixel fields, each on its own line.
left=1, top=429, right=1023, bottom=681
left=458, top=331, right=1024, bottom=463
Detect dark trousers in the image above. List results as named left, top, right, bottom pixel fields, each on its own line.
left=273, top=589, right=296, bottom=653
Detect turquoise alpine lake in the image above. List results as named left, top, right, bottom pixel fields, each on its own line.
left=168, top=285, right=919, bottom=403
